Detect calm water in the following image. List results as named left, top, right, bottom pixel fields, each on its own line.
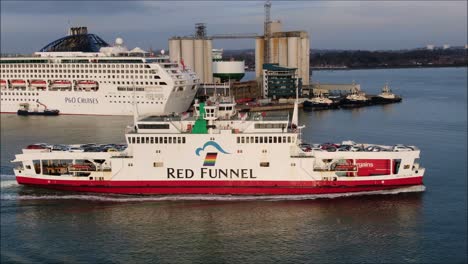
left=1, top=68, right=466, bottom=263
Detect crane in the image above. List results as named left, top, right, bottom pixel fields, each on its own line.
left=264, top=0, right=272, bottom=64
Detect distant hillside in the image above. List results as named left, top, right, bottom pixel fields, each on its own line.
left=311, top=48, right=467, bottom=69
left=223, top=48, right=467, bottom=70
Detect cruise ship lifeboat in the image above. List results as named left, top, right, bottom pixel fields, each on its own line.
left=51, top=80, right=72, bottom=89
left=0, top=79, right=7, bottom=89
left=76, top=80, right=98, bottom=91
left=11, top=79, right=27, bottom=87
left=30, top=80, right=47, bottom=90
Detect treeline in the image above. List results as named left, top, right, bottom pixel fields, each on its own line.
left=224, top=48, right=467, bottom=70
left=311, top=48, right=467, bottom=69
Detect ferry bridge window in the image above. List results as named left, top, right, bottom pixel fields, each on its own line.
left=33, top=160, right=41, bottom=174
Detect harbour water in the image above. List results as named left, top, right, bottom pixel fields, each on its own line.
left=1, top=68, right=466, bottom=263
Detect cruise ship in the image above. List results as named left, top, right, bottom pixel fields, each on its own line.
left=11, top=96, right=425, bottom=195
left=0, top=27, right=199, bottom=116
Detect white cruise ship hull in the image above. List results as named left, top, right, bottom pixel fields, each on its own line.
left=1, top=87, right=197, bottom=116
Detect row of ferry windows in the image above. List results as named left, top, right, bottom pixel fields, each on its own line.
left=237, top=136, right=295, bottom=144
left=3, top=64, right=150, bottom=69
left=4, top=69, right=153, bottom=74
left=129, top=136, right=186, bottom=144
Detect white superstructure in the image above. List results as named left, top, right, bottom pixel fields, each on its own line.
left=1, top=38, right=199, bottom=116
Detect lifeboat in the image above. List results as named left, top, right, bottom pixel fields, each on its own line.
left=51, top=80, right=72, bottom=89
left=30, top=80, right=47, bottom=90
left=0, top=79, right=7, bottom=89
left=11, top=79, right=27, bottom=87
left=76, top=80, right=98, bottom=91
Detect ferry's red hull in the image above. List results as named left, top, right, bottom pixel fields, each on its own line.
left=16, top=176, right=423, bottom=195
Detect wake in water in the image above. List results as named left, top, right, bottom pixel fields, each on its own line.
left=1, top=179, right=425, bottom=202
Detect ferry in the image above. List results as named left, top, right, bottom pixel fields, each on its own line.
left=0, top=27, right=199, bottom=116
left=11, top=96, right=425, bottom=195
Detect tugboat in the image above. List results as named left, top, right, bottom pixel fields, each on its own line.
left=372, top=83, right=402, bottom=104
left=303, top=93, right=339, bottom=110
left=11, top=95, right=425, bottom=195
left=17, top=102, right=59, bottom=116
left=341, top=88, right=370, bottom=108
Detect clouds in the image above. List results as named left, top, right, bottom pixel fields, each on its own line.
left=1, top=1, right=466, bottom=53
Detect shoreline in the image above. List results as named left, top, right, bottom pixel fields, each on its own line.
left=310, top=65, right=467, bottom=71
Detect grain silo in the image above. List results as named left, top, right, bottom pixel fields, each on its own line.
left=278, top=37, right=288, bottom=66
left=255, top=38, right=265, bottom=78
left=168, top=38, right=181, bottom=63
left=194, top=39, right=205, bottom=82
left=181, top=39, right=195, bottom=71
left=287, top=37, right=299, bottom=68
left=203, top=39, right=213, bottom=83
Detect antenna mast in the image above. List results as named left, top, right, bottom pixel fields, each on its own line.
left=264, top=0, right=271, bottom=64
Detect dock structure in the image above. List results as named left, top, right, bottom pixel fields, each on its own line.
left=305, top=83, right=361, bottom=96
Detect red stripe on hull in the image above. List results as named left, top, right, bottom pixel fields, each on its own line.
left=16, top=176, right=423, bottom=195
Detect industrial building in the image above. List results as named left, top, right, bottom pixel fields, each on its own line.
left=262, top=63, right=301, bottom=98
left=255, top=21, right=310, bottom=86
left=168, top=1, right=310, bottom=99
left=168, top=36, right=213, bottom=83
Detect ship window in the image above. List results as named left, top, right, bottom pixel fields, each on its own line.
left=132, top=137, right=135, bottom=144
left=278, top=137, right=282, bottom=143
left=237, top=137, right=240, bottom=144
left=274, top=137, right=277, bottom=143
left=164, top=137, right=168, bottom=144
left=269, top=137, right=272, bottom=143
left=138, top=124, right=170, bottom=129
left=177, top=137, right=181, bottom=144
left=391, top=159, right=402, bottom=174
left=260, top=162, right=270, bottom=167
left=137, top=137, right=141, bottom=144
left=182, top=137, right=186, bottom=144
left=287, top=137, right=291, bottom=143
left=259, top=137, right=263, bottom=143
left=150, top=137, right=154, bottom=144
left=33, top=160, right=41, bottom=173
left=153, top=162, right=164, bottom=167
left=146, top=137, right=150, bottom=144
left=168, top=137, right=172, bottom=144
left=241, top=137, right=245, bottom=144
left=160, top=82, right=167, bottom=85
left=155, top=137, right=159, bottom=144
left=283, top=136, right=286, bottom=143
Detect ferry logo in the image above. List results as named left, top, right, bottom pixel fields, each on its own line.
left=203, top=153, right=218, bottom=166
left=195, top=141, right=230, bottom=167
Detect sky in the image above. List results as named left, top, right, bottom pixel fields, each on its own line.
left=1, top=1, right=467, bottom=53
